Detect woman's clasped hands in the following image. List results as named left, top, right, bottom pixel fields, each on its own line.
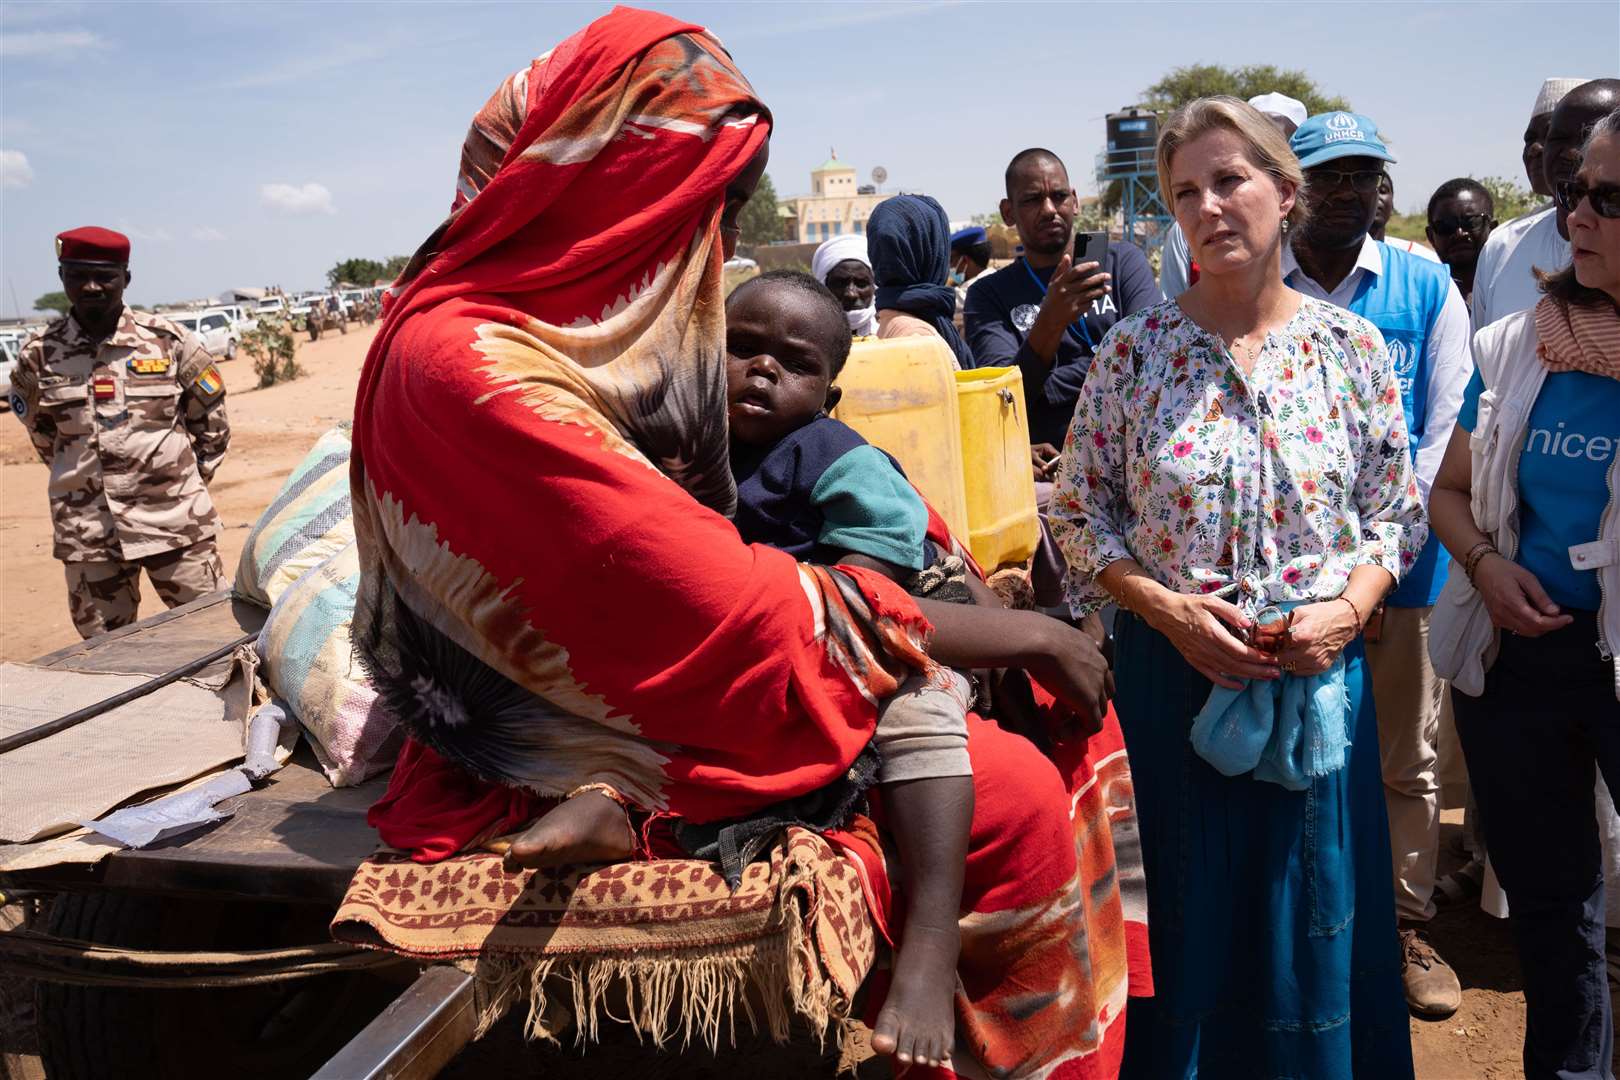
left=1145, top=592, right=1279, bottom=690
left=1271, top=600, right=1361, bottom=677
left=1146, top=592, right=1362, bottom=688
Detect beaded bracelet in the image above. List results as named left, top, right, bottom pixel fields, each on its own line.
left=1463, top=541, right=1499, bottom=584
left=1336, top=594, right=1363, bottom=628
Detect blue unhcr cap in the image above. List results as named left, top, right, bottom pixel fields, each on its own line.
left=1289, top=111, right=1397, bottom=169
left=950, top=225, right=988, bottom=250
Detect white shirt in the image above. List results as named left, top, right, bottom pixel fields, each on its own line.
left=1471, top=205, right=1568, bottom=332
left=1159, top=222, right=1193, bottom=300
left=1380, top=235, right=1441, bottom=263
left=1282, top=235, right=1473, bottom=502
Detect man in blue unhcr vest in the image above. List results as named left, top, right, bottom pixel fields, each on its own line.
left=1283, top=111, right=1473, bottom=1020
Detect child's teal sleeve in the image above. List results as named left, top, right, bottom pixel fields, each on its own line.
left=811, top=445, right=929, bottom=570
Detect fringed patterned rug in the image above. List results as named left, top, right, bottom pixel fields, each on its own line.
left=330, top=826, right=876, bottom=1050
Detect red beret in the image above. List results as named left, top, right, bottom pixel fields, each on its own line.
left=56, top=226, right=130, bottom=265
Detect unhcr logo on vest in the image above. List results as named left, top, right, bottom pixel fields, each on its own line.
left=1323, top=112, right=1367, bottom=145
left=1385, top=336, right=1419, bottom=398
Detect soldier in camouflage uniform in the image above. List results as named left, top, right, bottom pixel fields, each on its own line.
left=8, top=227, right=231, bottom=639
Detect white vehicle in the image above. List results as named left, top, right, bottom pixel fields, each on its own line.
left=1, top=335, right=17, bottom=401
left=167, top=309, right=238, bottom=360
left=210, top=303, right=257, bottom=335
left=254, top=296, right=289, bottom=319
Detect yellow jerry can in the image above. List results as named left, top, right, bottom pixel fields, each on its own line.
left=832, top=336, right=971, bottom=542
left=954, top=367, right=1040, bottom=571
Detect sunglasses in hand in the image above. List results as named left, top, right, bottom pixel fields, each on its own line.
left=1556, top=180, right=1620, bottom=219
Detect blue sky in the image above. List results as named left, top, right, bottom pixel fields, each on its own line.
left=2, top=0, right=1615, bottom=315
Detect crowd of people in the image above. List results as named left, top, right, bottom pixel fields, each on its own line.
left=803, top=75, right=1619, bottom=1078
left=9, top=5, right=1619, bottom=1077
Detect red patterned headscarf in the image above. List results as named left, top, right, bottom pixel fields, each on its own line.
left=351, top=7, right=933, bottom=829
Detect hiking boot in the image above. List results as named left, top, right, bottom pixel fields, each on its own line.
left=1400, top=922, right=1462, bottom=1019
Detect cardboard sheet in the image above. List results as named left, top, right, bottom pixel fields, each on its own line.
left=0, top=662, right=243, bottom=843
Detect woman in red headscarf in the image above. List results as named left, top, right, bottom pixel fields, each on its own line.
left=352, top=8, right=1148, bottom=1076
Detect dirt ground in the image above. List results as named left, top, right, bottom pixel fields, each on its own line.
left=0, top=325, right=370, bottom=663
left=0, top=324, right=1544, bottom=1076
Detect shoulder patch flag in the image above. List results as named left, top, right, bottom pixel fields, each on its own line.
left=192, top=363, right=224, bottom=400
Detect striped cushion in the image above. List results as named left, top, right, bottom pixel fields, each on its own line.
left=234, top=425, right=355, bottom=609
left=258, top=541, right=400, bottom=786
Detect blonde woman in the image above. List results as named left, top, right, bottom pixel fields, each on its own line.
left=1050, top=97, right=1424, bottom=1078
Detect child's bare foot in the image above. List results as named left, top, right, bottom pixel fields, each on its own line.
left=870, top=921, right=960, bottom=1069
left=503, top=791, right=634, bottom=871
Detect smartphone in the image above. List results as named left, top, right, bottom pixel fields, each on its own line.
left=1072, top=230, right=1109, bottom=268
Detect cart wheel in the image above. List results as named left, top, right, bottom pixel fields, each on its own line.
left=35, top=893, right=408, bottom=1080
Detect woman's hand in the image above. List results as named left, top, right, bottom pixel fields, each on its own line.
left=1020, top=617, right=1113, bottom=737
left=1143, top=592, right=1280, bottom=691
left=1474, top=554, right=1574, bottom=637
left=1273, top=601, right=1360, bottom=676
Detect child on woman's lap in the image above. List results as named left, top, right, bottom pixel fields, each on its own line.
left=723, top=271, right=985, bottom=1069
left=509, top=271, right=993, bottom=1069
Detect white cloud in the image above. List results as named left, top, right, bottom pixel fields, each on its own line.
left=0, top=149, right=32, bottom=189
left=0, top=29, right=106, bottom=58
left=191, top=226, right=226, bottom=242
left=116, top=222, right=173, bottom=243
left=259, top=181, right=335, bottom=215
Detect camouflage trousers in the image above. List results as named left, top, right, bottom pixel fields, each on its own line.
left=63, top=538, right=225, bottom=640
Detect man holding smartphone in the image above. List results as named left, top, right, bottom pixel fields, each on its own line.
left=964, top=148, right=1161, bottom=458
left=964, top=147, right=1161, bottom=605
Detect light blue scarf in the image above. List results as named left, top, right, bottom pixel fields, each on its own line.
left=1188, top=601, right=1352, bottom=790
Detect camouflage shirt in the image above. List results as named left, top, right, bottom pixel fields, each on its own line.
left=9, top=308, right=229, bottom=562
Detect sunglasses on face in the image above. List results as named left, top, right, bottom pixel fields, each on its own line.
left=1310, top=169, right=1385, bottom=194
left=1430, top=213, right=1490, bottom=236
left=1556, top=180, right=1620, bottom=219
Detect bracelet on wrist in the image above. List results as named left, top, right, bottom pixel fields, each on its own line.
left=1336, top=594, right=1363, bottom=628
left=1463, top=542, right=1499, bottom=584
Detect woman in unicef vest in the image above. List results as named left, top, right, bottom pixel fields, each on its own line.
left=1429, top=106, right=1620, bottom=1080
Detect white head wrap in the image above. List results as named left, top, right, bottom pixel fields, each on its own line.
left=1534, top=78, right=1589, bottom=118
left=1246, top=92, right=1308, bottom=130
left=810, top=234, right=876, bottom=335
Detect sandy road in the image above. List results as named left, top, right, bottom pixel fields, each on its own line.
left=0, top=325, right=374, bottom=662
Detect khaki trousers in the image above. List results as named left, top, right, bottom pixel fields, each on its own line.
left=1365, top=604, right=1449, bottom=923
left=63, top=537, right=224, bottom=640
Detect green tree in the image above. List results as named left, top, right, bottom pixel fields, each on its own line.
left=1476, top=175, right=1539, bottom=224
left=383, top=254, right=410, bottom=280
left=327, top=258, right=388, bottom=288
left=1139, top=64, right=1350, bottom=116
left=33, top=291, right=70, bottom=315
left=738, top=172, right=781, bottom=247
left=242, top=314, right=302, bottom=389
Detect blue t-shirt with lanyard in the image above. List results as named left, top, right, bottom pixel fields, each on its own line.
left=1459, top=367, right=1620, bottom=611
left=963, top=241, right=1162, bottom=447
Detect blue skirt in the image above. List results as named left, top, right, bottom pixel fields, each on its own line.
left=1115, top=613, right=1414, bottom=1080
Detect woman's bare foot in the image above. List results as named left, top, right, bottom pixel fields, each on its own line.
left=503, top=791, right=635, bottom=871
left=870, top=921, right=960, bottom=1069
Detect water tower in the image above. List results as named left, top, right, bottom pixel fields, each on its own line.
left=1096, top=107, right=1171, bottom=256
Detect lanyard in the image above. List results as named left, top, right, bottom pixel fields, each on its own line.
left=1021, top=257, right=1096, bottom=350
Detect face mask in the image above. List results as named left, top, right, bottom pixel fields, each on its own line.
left=948, top=269, right=966, bottom=287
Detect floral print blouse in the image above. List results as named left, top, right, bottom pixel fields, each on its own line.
left=1049, top=297, right=1427, bottom=617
